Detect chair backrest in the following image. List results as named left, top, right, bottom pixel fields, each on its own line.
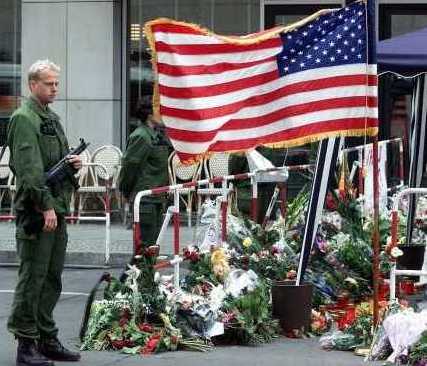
left=0, top=146, right=10, bottom=180
left=76, top=149, right=92, bottom=185
left=91, top=145, right=122, bottom=184
left=204, top=152, right=231, bottom=179
left=168, top=151, right=201, bottom=185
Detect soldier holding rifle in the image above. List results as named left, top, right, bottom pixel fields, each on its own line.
left=7, top=60, right=82, bottom=366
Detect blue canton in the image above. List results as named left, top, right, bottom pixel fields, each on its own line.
left=277, top=2, right=367, bottom=77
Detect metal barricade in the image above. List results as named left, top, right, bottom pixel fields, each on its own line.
left=389, top=187, right=427, bottom=302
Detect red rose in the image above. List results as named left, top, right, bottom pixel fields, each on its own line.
left=141, top=334, right=161, bottom=355
left=325, top=192, right=338, bottom=211
left=111, top=339, right=126, bottom=350
left=138, top=323, right=154, bottom=333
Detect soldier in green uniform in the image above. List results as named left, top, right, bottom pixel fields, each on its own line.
left=7, top=60, right=82, bottom=366
left=118, top=96, right=170, bottom=248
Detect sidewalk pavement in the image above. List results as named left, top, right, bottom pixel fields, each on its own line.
left=0, top=220, right=196, bottom=267
left=0, top=267, right=381, bottom=366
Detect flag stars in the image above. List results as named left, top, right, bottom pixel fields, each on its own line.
left=330, top=56, right=335, bottom=62
left=291, top=58, right=296, bottom=63
left=322, top=50, right=328, bottom=55
left=303, top=31, right=308, bottom=36
left=357, top=54, right=362, bottom=59
left=282, top=55, right=288, bottom=60
left=358, top=25, right=362, bottom=30
left=313, top=46, right=319, bottom=50
left=306, top=44, right=311, bottom=49
left=351, top=47, right=356, bottom=52
left=300, top=62, right=305, bottom=68
left=298, top=50, right=303, bottom=55
left=344, top=26, right=349, bottom=31
left=287, top=34, right=293, bottom=39
left=358, top=11, right=364, bottom=16
left=358, top=39, right=363, bottom=44
left=350, top=32, right=356, bottom=37
left=284, top=66, right=289, bottom=72
left=315, top=58, right=321, bottom=63
left=306, top=54, right=312, bottom=59
left=338, top=14, right=343, bottom=19
left=329, top=41, right=335, bottom=47
left=344, top=55, right=349, bottom=60
left=343, top=40, right=349, bottom=45
left=336, top=49, right=342, bottom=54
left=290, top=48, right=295, bottom=53
left=336, top=34, right=342, bottom=39
left=351, top=18, right=356, bottom=23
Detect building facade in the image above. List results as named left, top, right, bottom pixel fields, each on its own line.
left=1, top=0, right=427, bottom=149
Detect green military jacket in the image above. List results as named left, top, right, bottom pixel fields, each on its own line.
left=7, top=97, right=73, bottom=216
left=118, top=123, right=169, bottom=201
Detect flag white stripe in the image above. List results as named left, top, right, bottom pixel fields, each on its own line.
left=169, top=107, right=378, bottom=154
left=160, top=64, right=376, bottom=110
left=159, top=60, right=277, bottom=87
left=153, top=32, right=223, bottom=45
left=156, top=45, right=283, bottom=66
left=163, top=85, right=377, bottom=131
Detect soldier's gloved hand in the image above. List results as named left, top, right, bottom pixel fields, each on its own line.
left=43, top=209, right=57, bottom=232
left=67, top=154, right=82, bottom=170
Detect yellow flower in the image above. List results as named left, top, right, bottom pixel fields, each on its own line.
left=242, top=237, right=252, bottom=248
left=211, top=248, right=228, bottom=266
left=211, top=248, right=230, bottom=280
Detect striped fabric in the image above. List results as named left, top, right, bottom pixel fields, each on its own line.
left=145, top=1, right=378, bottom=164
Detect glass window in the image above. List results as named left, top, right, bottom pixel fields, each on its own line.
left=264, top=3, right=341, bottom=29
left=379, top=4, right=427, bottom=40
left=0, top=0, right=21, bottom=145
left=127, top=0, right=260, bottom=136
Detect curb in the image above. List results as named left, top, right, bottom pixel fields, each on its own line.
left=0, top=250, right=133, bottom=268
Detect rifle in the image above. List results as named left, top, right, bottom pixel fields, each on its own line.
left=22, top=138, right=90, bottom=235
left=45, top=138, right=90, bottom=196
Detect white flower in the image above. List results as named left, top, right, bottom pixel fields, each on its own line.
left=390, top=247, right=404, bottom=258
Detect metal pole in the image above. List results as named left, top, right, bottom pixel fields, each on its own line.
left=173, top=190, right=180, bottom=255
left=221, top=179, right=228, bottom=244
left=251, top=177, right=258, bottom=222
left=372, top=136, right=380, bottom=325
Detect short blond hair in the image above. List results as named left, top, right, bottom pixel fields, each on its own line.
left=28, top=59, right=60, bottom=83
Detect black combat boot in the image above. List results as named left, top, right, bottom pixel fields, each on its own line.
left=16, top=338, right=54, bottom=366
left=38, top=337, right=80, bottom=362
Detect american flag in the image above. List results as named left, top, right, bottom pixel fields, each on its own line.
left=145, top=0, right=377, bottom=164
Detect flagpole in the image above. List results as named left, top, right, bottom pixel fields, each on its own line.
left=372, top=135, right=380, bottom=325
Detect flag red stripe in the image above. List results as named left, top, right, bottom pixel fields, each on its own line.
left=160, top=74, right=378, bottom=119
left=155, top=38, right=282, bottom=55
left=166, top=96, right=378, bottom=142
left=175, top=118, right=378, bottom=162
left=152, top=24, right=205, bottom=35
left=210, top=118, right=378, bottom=150
left=160, top=70, right=280, bottom=98
left=157, top=57, right=277, bottom=76
left=159, top=73, right=377, bottom=99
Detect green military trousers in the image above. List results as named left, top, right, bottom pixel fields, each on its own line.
left=8, top=217, right=67, bottom=339
left=139, top=201, right=165, bottom=247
